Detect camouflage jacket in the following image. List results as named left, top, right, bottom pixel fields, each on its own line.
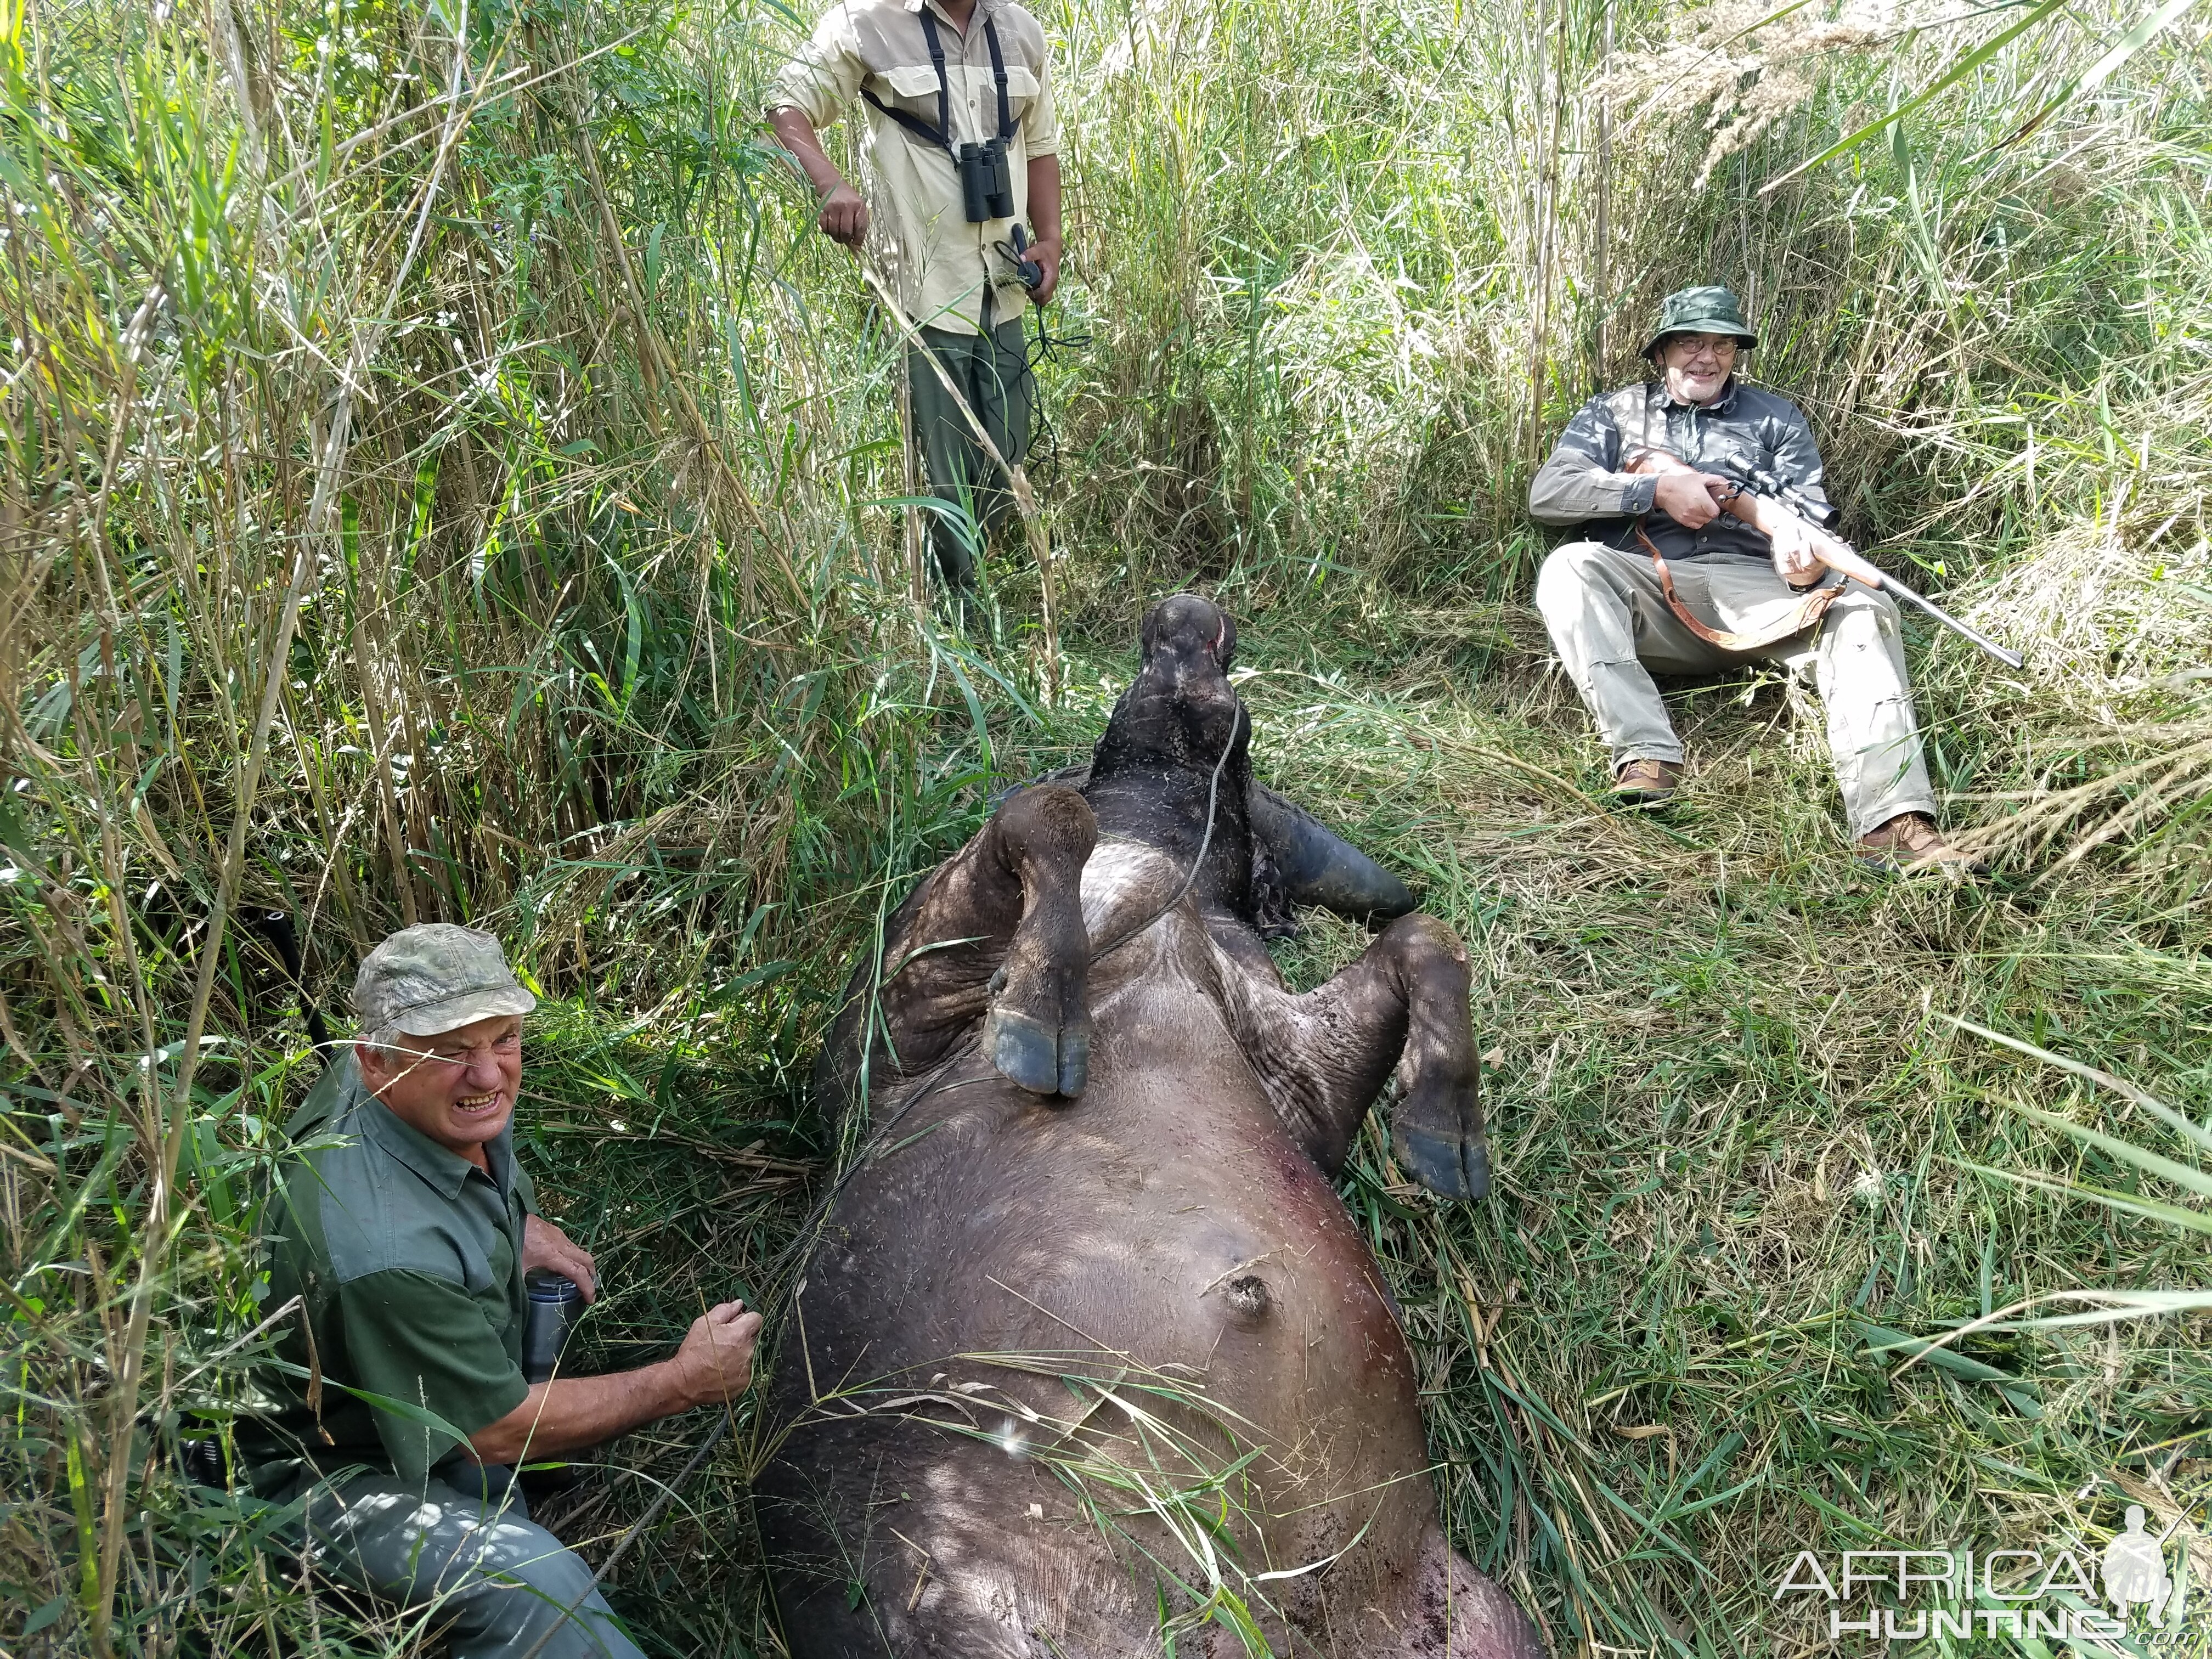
left=1527, top=377, right=1835, bottom=563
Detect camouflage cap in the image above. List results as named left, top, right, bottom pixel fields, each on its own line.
left=354, top=923, right=536, bottom=1038
left=1642, top=285, right=1759, bottom=358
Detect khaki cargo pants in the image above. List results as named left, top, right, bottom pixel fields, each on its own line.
left=1534, top=540, right=1938, bottom=837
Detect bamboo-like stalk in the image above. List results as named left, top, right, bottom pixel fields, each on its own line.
left=86, top=13, right=483, bottom=1637
left=1595, top=0, right=1613, bottom=377
left=900, top=353, right=928, bottom=616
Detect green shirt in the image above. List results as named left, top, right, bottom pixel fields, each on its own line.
left=239, top=1053, right=538, bottom=1494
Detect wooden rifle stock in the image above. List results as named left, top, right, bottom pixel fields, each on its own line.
left=1621, top=449, right=2024, bottom=669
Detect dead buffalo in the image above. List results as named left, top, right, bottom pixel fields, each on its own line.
left=756, top=595, right=1543, bottom=1658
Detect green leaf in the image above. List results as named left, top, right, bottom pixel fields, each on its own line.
left=2008, top=1289, right=2212, bottom=1329
left=1857, top=1321, right=2035, bottom=1390
left=1995, top=0, right=2202, bottom=148
left=0, top=786, right=42, bottom=873
left=721, top=960, right=796, bottom=998
left=1764, top=0, right=2072, bottom=190
left=340, top=493, right=362, bottom=573
left=24, top=1595, right=67, bottom=1636
left=1958, top=1159, right=2212, bottom=1235
left=2007, top=1103, right=2212, bottom=1203
left=1945, top=1014, right=2212, bottom=1157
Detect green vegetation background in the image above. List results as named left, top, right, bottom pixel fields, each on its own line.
left=3, top=0, right=2210, bottom=1652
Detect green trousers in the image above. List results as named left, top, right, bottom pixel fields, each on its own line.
left=298, top=1466, right=644, bottom=1659
left=909, top=317, right=1032, bottom=591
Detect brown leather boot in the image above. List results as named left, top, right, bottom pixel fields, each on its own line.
left=1610, top=757, right=1683, bottom=808
left=1855, top=811, right=1988, bottom=873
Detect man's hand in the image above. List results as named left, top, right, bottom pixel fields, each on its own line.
left=1762, top=510, right=1827, bottom=588
left=1025, top=153, right=1064, bottom=306
left=1026, top=235, right=1062, bottom=305
left=1651, top=469, right=1731, bottom=529
left=767, top=107, right=869, bottom=249
left=523, top=1214, right=597, bottom=1302
left=1719, top=490, right=1830, bottom=588
left=466, top=1297, right=765, bottom=1464
left=466, top=1297, right=759, bottom=1464
left=668, top=1300, right=764, bottom=1410
left=818, top=181, right=869, bottom=248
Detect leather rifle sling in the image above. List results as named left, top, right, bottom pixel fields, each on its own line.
left=1633, top=516, right=1838, bottom=652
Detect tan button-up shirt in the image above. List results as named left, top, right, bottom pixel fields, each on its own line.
left=772, top=0, right=1060, bottom=334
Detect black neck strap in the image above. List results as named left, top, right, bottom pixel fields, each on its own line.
left=983, top=15, right=1012, bottom=142
left=860, top=8, right=1019, bottom=155
left=921, top=8, right=953, bottom=147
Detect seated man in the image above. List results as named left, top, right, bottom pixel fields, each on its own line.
left=237, top=923, right=762, bottom=1659
left=1529, top=284, right=1970, bottom=868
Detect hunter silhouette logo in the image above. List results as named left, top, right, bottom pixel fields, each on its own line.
left=2103, top=1505, right=2180, bottom=1624
left=1773, top=1500, right=2196, bottom=1643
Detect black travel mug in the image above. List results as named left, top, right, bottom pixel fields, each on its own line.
left=522, top=1271, right=582, bottom=1384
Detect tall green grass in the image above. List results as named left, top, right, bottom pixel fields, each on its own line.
left=0, top=0, right=996, bottom=1649
left=4, top=0, right=2210, bottom=1653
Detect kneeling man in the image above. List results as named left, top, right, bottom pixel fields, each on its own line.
left=1530, top=285, right=1970, bottom=868
left=240, top=923, right=762, bottom=1658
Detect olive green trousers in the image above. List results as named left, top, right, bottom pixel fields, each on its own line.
left=908, top=317, right=1032, bottom=591
left=299, top=1467, right=644, bottom=1659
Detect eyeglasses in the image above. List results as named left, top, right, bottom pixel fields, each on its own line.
left=1667, top=336, right=1739, bottom=365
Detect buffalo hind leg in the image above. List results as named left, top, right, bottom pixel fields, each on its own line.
left=861, top=783, right=1097, bottom=1098
left=1223, top=912, right=1487, bottom=1199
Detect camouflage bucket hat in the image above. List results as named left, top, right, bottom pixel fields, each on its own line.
left=354, top=923, right=536, bottom=1038
left=1641, top=285, right=1759, bottom=358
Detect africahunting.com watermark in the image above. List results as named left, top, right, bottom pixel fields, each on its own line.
left=1774, top=1506, right=2194, bottom=1643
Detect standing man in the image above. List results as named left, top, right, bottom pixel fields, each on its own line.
left=238, top=924, right=763, bottom=1659
left=1530, top=285, right=1973, bottom=869
left=768, top=0, right=1064, bottom=596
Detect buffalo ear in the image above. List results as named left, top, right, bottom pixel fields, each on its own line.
left=1246, top=782, right=1415, bottom=922
left=1215, top=607, right=1238, bottom=672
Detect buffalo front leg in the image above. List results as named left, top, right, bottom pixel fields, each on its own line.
left=1221, top=912, right=1487, bottom=1198
left=866, top=783, right=1097, bottom=1097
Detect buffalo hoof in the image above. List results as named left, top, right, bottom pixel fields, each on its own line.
left=1393, top=1119, right=1490, bottom=1200
left=982, top=1004, right=1088, bottom=1098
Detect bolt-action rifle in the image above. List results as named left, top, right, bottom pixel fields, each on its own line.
left=1624, top=448, right=2024, bottom=670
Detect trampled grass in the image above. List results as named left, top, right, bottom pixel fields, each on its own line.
left=482, top=610, right=2212, bottom=1656
left=5, top=0, right=2211, bottom=1652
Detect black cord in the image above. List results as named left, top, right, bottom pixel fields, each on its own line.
left=1017, top=298, right=1089, bottom=482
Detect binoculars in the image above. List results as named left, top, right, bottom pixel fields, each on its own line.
left=957, top=138, right=1015, bottom=223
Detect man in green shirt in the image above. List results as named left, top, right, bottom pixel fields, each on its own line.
left=240, top=924, right=761, bottom=1659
